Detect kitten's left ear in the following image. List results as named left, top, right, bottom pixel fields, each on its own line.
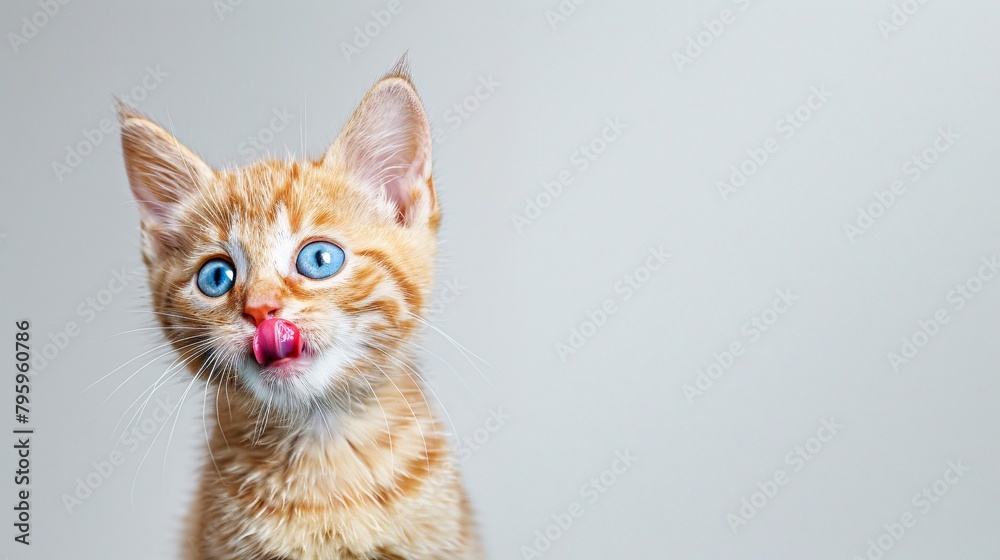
left=118, top=102, right=215, bottom=250
left=323, top=61, right=436, bottom=227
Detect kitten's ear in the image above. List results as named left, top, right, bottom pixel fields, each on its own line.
left=323, top=61, right=436, bottom=227
left=118, top=102, right=214, bottom=247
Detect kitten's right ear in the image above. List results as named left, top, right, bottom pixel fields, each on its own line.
left=322, top=59, right=436, bottom=228
left=118, top=102, right=214, bottom=248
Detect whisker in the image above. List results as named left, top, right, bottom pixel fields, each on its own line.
left=176, top=351, right=227, bottom=482
left=362, top=356, right=431, bottom=476
left=82, top=325, right=214, bottom=344
left=364, top=329, right=478, bottom=396
left=126, top=309, right=215, bottom=325
left=112, top=338, right=222, bottom=445
left=83, top=333, right=209, bottom=393
left=406, top=312, right=497, bottom=386
left=352, top=364, right=395, bottom=476
left=369, top=344, right=457, bottom=445
left=98, top=336, right=217, bottom=411
left=131, top=352, right=207, bottom=510
left=213, top=359, right=231, bottom=450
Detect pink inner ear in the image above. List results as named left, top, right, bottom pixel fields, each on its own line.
left=381, top=146, right=429, bottom=222
left=327, top=77, right=433, bottom=224
left=119, top=113, right=215, bottom=239
left=385, top=181, right=413, bottom=222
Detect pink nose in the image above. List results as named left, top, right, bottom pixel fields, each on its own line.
left=252, top=318, right=303, bottom=366
left=244, top=296, right=281, bottom=327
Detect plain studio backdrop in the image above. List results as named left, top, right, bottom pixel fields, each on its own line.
left=3, top=0, right=1000, bottom=558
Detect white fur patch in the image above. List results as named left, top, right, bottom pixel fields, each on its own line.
left=269, top=205, right=296, bottom=276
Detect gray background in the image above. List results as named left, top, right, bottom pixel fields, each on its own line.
left=2, top=0, right=999, bottom=558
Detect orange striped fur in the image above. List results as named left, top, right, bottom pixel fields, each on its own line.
left=119, top=62, right=482, bottom=559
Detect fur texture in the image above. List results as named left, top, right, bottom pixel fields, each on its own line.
left=119, top=62, right=481, bottom=559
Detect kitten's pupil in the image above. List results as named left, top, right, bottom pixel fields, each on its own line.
left=209, top=266, right=233, bottom=288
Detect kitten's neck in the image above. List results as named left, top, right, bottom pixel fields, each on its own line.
left=211, top=368, right=439, bottom=453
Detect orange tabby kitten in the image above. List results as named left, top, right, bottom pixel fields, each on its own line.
left=119, top=61, right=482, bottom=559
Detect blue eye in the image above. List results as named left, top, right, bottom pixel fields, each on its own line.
left=296, top=241, right=345, bottom=279
left=196, top=259, right=235, bottom=297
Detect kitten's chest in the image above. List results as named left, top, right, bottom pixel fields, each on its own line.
left=211, top=419, right=450, bottom=558
left=215, top=449, right=406, bottom=559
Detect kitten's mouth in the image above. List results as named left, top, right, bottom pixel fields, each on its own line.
left=252, top=318, right=310, bottom=379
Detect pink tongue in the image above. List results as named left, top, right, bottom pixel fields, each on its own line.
left=253, top=318, right=302, bottom=366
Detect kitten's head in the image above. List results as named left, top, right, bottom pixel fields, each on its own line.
left=119, top=66, right=438, bottom=419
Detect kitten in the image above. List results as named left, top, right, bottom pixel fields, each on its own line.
left=118, top=61, right=482, bottom=559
